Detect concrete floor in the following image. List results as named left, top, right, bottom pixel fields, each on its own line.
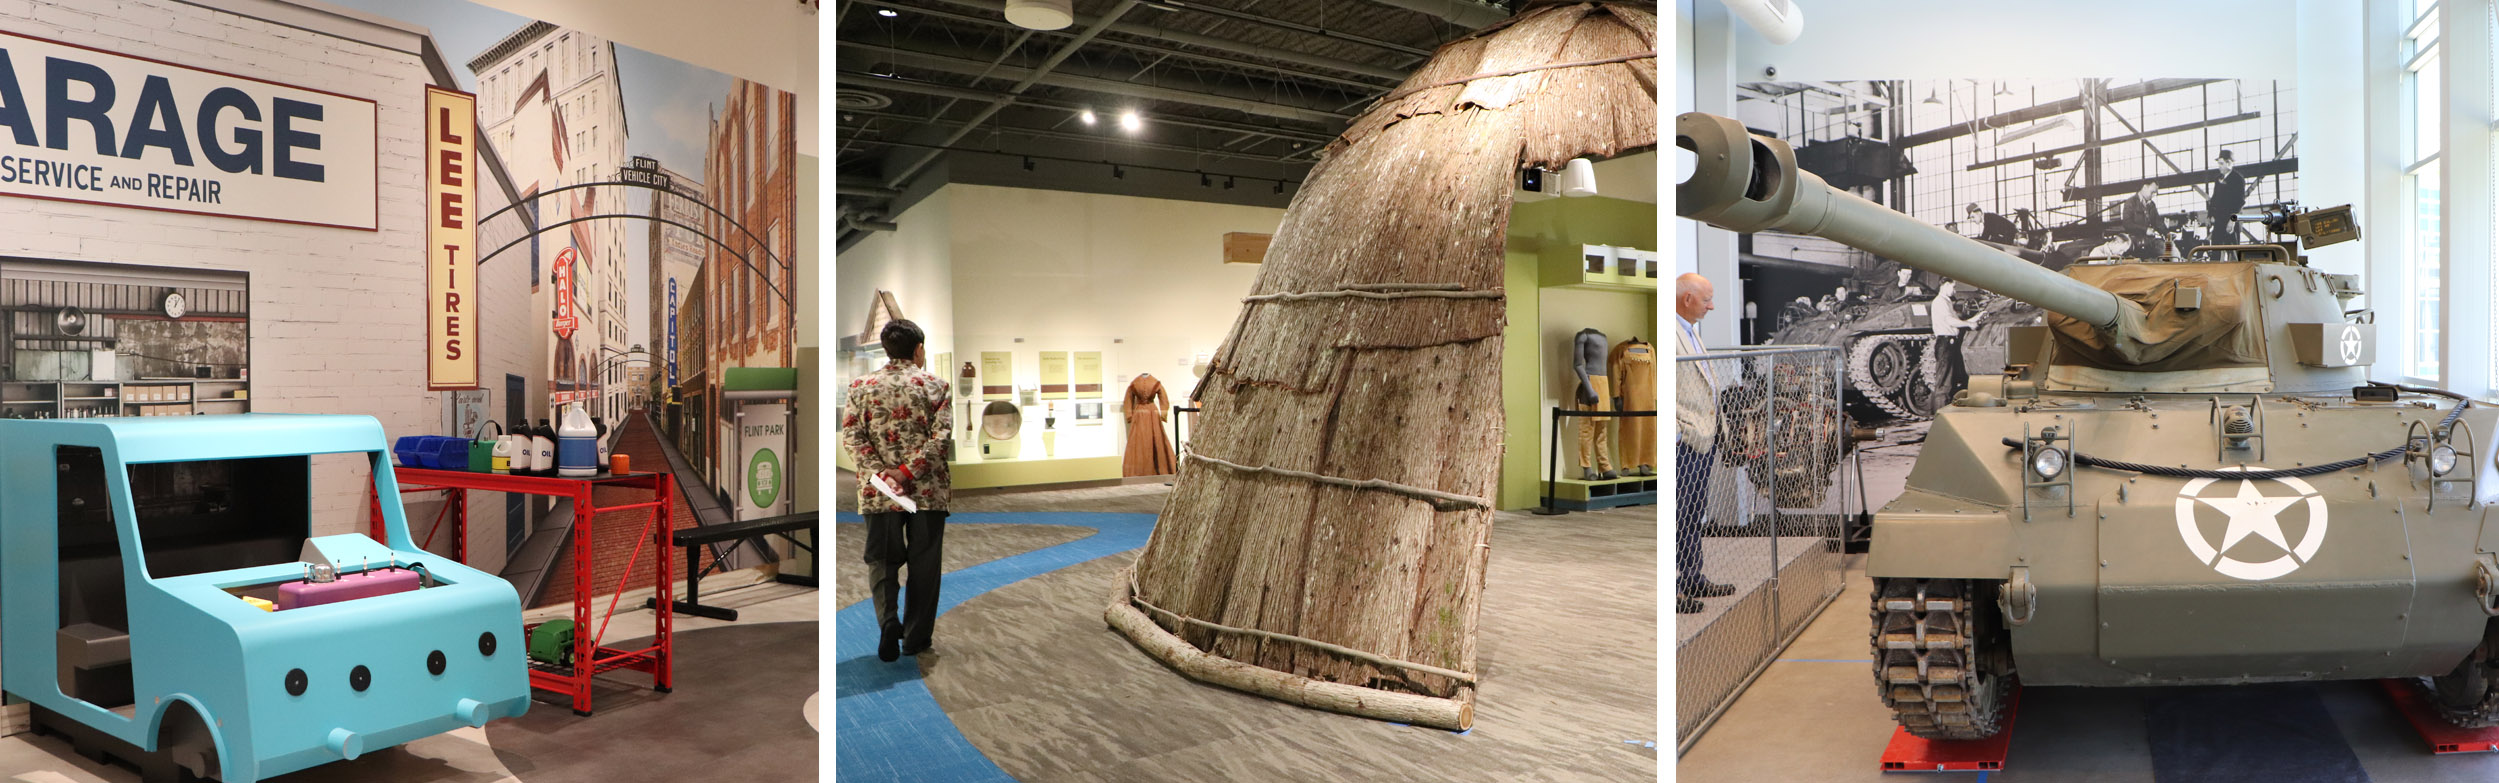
left=835, top=483, right=1659, bottom=782
left=0, top=578, right=816, bottom=783
left=1677, top=423, right=2499, bottom=781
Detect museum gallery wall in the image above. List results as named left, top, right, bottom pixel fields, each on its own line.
left=1731, top=78, right=2298, bottom=426
left=835, top=184, right=1278, bottom=486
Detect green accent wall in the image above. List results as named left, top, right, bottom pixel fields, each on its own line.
left=1499, top=197, right=1658, bottom=510
left=952, top=456, right=1125, bottom=489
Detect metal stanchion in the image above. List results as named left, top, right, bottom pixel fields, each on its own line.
left=1533, top=405, right=1566, bottom=515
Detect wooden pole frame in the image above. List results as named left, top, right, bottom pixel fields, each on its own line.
left=1106, top=568, right=1476, bottom=730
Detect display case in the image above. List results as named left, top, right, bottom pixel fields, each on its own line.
left=0, top=378, right=250, bottom=419
left=1543, top=243, right=1660, bottom=291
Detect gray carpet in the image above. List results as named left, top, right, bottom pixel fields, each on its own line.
left=831, top=522, right=1094, bottom=610
left=834, top=482, right=1658, bottom=782
left=485, top=622, right=818, bottom=783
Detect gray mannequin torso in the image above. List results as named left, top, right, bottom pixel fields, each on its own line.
left=1574, top=328, right=1608, bottom=404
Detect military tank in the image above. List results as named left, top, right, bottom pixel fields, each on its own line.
left=1773, top=292, right=2038, bottom=422
left=1680, top=112, right=2499, bottom=740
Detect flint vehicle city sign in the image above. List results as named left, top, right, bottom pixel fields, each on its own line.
left=0, top=31, right=378, bottom=229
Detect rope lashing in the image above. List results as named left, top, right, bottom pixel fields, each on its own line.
left=1187, top=452, right=1491, bottom=511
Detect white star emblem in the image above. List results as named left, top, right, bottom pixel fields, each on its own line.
left=2173, top=470, right=2330, bottom=581
left=2338, top=325, right=2364, bottom=366
left=2196, top=480, right=2303, bottom=554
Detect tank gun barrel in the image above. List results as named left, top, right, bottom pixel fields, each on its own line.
left=1675, top=112, right=2145, bottom=338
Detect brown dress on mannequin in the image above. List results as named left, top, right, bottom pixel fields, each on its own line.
left=1122, top=374, right=1177, bottom=476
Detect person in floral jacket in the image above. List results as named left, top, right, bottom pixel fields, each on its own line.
left=844, top=319, right=952, bottom=661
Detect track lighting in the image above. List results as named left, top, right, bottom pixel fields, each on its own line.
left=1112, top=165, right=1125, bottom=179
left=1200, top=172, right=1211, bottom=187
left=1224, top=177, right=1235, bottom=190
left=1023, top=156, right=1035, bottom=171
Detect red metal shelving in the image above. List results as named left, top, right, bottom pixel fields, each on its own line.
left=369, top=467, right=676, bottom=716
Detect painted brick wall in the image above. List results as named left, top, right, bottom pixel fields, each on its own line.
left=7, top=0, right=549, bottom=550
left=398, top=136, right=543, bottom=576
left=535, top=408, right=709, bottom=608
left=6, top=0, right=435, bottom=536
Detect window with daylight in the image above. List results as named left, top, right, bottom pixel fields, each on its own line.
left=2404, top=2, right=2443, bottom=381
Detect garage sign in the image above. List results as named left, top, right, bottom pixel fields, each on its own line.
left=0, top=31, right=378, bottom=229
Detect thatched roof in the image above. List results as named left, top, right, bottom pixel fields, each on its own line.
left=1110, top=1, right=1656, bottom=730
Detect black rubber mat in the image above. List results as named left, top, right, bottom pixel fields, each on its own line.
left=2145, top=684, right=2367, bottom=783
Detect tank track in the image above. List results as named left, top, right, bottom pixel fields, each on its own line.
left=2429, top=627, right=2499, bottom=727
left=1847, top=333, right=1934, bottom=422
left=1871, top=578, right=2013, bottom=741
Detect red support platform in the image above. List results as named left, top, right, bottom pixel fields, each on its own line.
left=1880, top=688, right=2020, bottom=773
left=2380, top=678, right=2499, bottom=754
left=368, top=467, right=676, bottom=717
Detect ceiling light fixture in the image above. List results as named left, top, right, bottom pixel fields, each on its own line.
left=877, top=8, right=898, bottom=17
left=1006, top=0, right=1073, bottom=30
left=1078, top=108, right=1096, bottom=126
left=1118, top=110, right=1142, bottom=132
left=1560, top=157, right=1599, bottom=198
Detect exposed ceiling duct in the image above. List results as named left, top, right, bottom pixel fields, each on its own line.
left=1361, top=0, right=1510, bottom=28
left=841, top=43, right=1354, bottom=125
left=837, top=1, right=1484, bottom=250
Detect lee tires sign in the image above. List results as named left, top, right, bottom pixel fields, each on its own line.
left=426, top=86, right=477, bottom=389
left=0, top=31, right=378, bottom=229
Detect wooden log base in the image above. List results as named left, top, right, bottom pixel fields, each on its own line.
left=1106, top=569, right=1475, bottom=731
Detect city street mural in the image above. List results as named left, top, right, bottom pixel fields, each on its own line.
left=334, top=0, right=800, bottom=516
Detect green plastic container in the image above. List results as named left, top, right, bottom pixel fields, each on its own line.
left=467, top=421, right=502, bottom=473
left=528, top=619, right=575, bottom=666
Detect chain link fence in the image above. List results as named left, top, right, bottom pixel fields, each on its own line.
left=1674, top=345, right=1859, bottom=752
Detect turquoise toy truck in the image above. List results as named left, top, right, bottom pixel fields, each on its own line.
left=0, top=414, right=530, bottom=781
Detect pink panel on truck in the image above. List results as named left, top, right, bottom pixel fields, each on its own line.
left=277, top=568, right=422, bottom=610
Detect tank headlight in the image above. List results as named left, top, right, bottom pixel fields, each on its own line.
left=2432, top=444, right=2459, bottom=476
left=2032, top=447, right=2068, bottom=479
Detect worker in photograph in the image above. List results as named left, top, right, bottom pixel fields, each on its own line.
left=844, top=319, right=954, bottom=662
left=1965, top=203, right=2018, bottom=245
left=1927, top=281, right=1976, bottom=400
left=2120, top=181, right=2164, bottom=258
left=2208, top=149, right=2249, bottom=245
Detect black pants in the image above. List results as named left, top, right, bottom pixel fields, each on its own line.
left=1676, top=443, right=1713, bottom=594
left=1933, top=333, right=1968, bottom=398
left=863, top=510, right=947, bottom=650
